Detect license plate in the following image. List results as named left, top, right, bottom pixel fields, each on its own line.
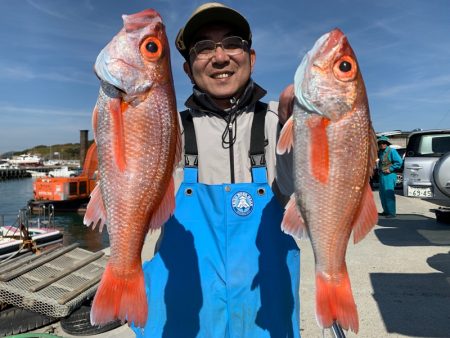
left=407, top=186, right=433, bottom=198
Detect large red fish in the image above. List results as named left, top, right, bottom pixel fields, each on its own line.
left=83, top=9, right=180, bottom=327
left=277, top=28, right=378, bottom=333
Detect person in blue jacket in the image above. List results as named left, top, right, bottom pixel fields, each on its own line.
left=132, top=2, right=300, bottom=338
left=377, top=135, right=403, bottom=218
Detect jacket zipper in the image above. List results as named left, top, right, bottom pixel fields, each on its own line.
left=229, top=121, right=235, bottom=183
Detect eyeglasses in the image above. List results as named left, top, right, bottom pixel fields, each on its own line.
left=189, top=36, right=248, bottom=60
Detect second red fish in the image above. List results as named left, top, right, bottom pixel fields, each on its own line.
left=277, top=28, right=378, bottom=334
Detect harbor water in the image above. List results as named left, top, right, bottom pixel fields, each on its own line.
left=0, top=177, right=109, bottom=251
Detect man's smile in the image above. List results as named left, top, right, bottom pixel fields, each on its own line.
left=211, top=71, right=233, bottom=79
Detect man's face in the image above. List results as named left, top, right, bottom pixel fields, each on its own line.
left=184, top=24, right=255, bottom=105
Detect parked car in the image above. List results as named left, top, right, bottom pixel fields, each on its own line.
left=403, top=129, right=450, bottom=202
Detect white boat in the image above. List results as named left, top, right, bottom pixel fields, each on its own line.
left=43, top=159, right=61, bottom=166
left=48, top=166, right=80, bottom=178
left=26, top=170, right=48, bottom=177
left=0, top=160, right=18, bottom=169
left=8, top=154, right=43, bottom=167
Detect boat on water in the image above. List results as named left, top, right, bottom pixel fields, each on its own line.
left=47, top=166, right=81, bottom=178
left=0, top=206, right=63, bottom=261
left=28, top=144, right=98, bottom=213
left=8, top=154, right=43, bottom=167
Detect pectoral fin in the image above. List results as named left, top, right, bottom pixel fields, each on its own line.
left=108, top=97, right=127, bottom=172
left=306, top=116, right=330, bottom=184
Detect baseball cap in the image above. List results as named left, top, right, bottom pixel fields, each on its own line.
left=175, top=2, right=252, bottom=60
left=377, top=135, right=391, bottom=145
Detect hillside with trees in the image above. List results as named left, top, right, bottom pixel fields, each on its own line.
left=1, top=141, right=95, bottom=160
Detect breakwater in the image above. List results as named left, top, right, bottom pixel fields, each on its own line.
left=0, top=168, right=32, bottom=180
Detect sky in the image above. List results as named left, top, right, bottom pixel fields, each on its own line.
left=1, top=0, right=450, bottom=155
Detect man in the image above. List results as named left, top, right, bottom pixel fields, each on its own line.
left=377, top=135, right=403, bottom=218
left=132, top=2, right=300, bottom=337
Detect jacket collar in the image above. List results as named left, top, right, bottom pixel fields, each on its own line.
left=184, top=79, right=267, bottom=117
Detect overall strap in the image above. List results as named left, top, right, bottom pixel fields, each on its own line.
left=180, top=109, right=198, bottom=167
left=249, top=101, right=268, bottom=183
left=180, top=109, right=198, bottom=183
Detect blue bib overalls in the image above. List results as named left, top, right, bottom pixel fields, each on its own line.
left=132, top=105, right=301, bottom=338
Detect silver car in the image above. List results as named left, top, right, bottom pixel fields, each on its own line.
left=403, top=129, right=450, bottom=202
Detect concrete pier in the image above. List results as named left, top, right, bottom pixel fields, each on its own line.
left=0, top=168, right=31, bottom=180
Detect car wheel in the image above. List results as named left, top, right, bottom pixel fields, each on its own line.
left=433, top=152, right=450, bottom=198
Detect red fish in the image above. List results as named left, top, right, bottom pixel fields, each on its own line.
left=277, top=28, right=378, bottom=333
left=83, top=9, right=181, bottom=327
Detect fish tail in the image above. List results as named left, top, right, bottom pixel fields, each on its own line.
left=90, top=262, right=148, bottom=327
left=315, top=268, right=359, bottom=333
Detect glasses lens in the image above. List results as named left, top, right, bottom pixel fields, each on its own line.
left=222, top=36, right=245, bottom=55
left=193, top=40, right=215, bottom=57
left=191, top=36, right=246, bottom=60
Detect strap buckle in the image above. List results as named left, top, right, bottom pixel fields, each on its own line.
left=249, top=153, right=266, bottom=167
left=184, top=154, right=198, bottom=167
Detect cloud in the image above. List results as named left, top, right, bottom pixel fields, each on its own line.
left=0, top=104, right=90, bottom=118
left=27, top=0, right=69, bottom=20
left=372, top=74, right=450, bottom=99
left=0, top=64, right=95, bottom=85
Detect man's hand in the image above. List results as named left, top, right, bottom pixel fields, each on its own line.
left=278, top=84, right=295, bottom=126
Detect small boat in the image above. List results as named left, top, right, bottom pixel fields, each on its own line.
left=26, top=170, right=48, bottom=178
left=8, top=154, right=43, bottom=167
left=28, top=144, right=98, bottom=213
left=0, top=206, right=63, bottom=261
left=47, top=166, right=81, bottom=178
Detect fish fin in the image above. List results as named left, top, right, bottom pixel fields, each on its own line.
left=83, top=184, right=107, bottom=232
left=149, top=177, right=175, bottom=229
left=81, top=143, right=98, bottom=179
left=92, top=104, right=99, bottom=142
left=90, top=262, right=147, bottom=327
left=174, top=125, right=182, bottom=169
left=281, top=194, right=308, bottom=239
left=316, top=267, right=359, bottom=334
left=307, top=116, right=330, bottom=184
left=276, top=117, right=294, bottom=155
left=109, top=97, right=127, bottom=172
left=352, top=183, right=378, bottom=243
left=368, top=126, right=378, bottom=176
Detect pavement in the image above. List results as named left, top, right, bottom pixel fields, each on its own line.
left=298, top=191, right=450, bottom=337
left=31, top=191, right=450, bottom=337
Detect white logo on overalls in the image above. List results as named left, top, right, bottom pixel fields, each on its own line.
left=231, top=191, right=254, bottom=216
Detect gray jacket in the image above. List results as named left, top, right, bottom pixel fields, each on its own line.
left=174, top=81, right=294, bottom=205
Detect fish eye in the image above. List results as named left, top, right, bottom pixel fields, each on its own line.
left=339, top=61, right=351, bottom=72
left=146, top=41, right=158, bottom=53
left=333, top=55, right=357, bottom=82
left=140, top=36, right=163, bottom=61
